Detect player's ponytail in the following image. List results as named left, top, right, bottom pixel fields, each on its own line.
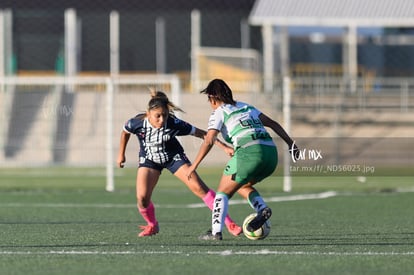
left=148, top=90, right=185, bottom=114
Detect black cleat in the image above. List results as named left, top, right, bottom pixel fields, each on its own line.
left=247, top=207, right=272, bottom=231
left=198, top=230, right=223, bottom=240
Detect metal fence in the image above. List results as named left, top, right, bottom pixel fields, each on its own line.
left=285, top=77, right=414, bottom=113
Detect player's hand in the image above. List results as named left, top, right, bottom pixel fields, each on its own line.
left=289, top=143, right=300, bottom=161
left=223, top=146, right=234, bottom=157
left=117, top=155, right=126, bottom=168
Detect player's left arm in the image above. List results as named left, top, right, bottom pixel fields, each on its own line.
left=259, top=113, right=293, bottom=145
left=259, top=113, right=299, bottom=156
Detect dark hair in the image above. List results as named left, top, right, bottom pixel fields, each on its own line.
left=200, top=79, right=236, bottom=105
left=148, top=90, right=184, bottom=114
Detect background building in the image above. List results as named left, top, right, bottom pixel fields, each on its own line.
left=2, top=0, right=414, bottom=81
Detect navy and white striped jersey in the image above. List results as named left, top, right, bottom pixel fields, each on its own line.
left=123, top=113, right=195, bottom=164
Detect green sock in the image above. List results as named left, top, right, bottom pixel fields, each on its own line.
left=248, top=190, right=267, bottom=212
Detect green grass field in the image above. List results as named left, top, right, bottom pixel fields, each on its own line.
left=1, top=167, right=413, bottom=275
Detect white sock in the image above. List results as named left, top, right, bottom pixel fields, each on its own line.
left=211, top=192, right=228, bottom=235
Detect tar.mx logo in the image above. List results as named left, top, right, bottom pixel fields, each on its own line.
left=291, top=141, right=323, bottom=163
left=42, top=103, right=73, bottom=118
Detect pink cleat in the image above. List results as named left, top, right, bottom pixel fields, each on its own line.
left=138, top=223, right=159, bottom=237
left=227, top=222, right=242, bottom=236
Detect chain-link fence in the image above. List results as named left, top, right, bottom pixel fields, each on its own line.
left=2, top=2, right=414, bottom=86
left=2, top=1, right=259, bottom=77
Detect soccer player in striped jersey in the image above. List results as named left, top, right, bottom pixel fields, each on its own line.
left=117, top=90, right=242, bottom=237
left=187, top=79, right=299, bottom=240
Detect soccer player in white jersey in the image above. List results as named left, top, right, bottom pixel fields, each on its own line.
left=117, top=91, right=242, bottom=237
left=187, top=79, right=299, bottom=240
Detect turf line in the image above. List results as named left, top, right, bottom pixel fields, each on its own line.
left=0, top=250, right=413, bottom=256
left=185, top=191, right=338, bottom=208
left=0, top=191, right=338, bottom=209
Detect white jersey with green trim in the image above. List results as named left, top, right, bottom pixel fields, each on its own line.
left=207, top=101, right=275, bottom=149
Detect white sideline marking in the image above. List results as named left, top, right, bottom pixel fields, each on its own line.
left=0, top=250, right=413, bottom=256
left=186, top=191, right=338, bottom=208
left=0, top=191, right=338, bottom=209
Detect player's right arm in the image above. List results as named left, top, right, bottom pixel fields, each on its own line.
left=117, top=130, right=131, bottom=168
left=187, top=129, right=219, bottom=180
left=193, top=127, right=234, bottom=156
left=118, top=116, right=143, bottom=168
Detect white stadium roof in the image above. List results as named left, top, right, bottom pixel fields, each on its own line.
left=249, top=0, right=414, bottom=27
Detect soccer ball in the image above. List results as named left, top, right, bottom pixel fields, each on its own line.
left=242, top=213, right=271, bottom=240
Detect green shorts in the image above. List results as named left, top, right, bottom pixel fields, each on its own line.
left=224, top=144, right=278, bottom=185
